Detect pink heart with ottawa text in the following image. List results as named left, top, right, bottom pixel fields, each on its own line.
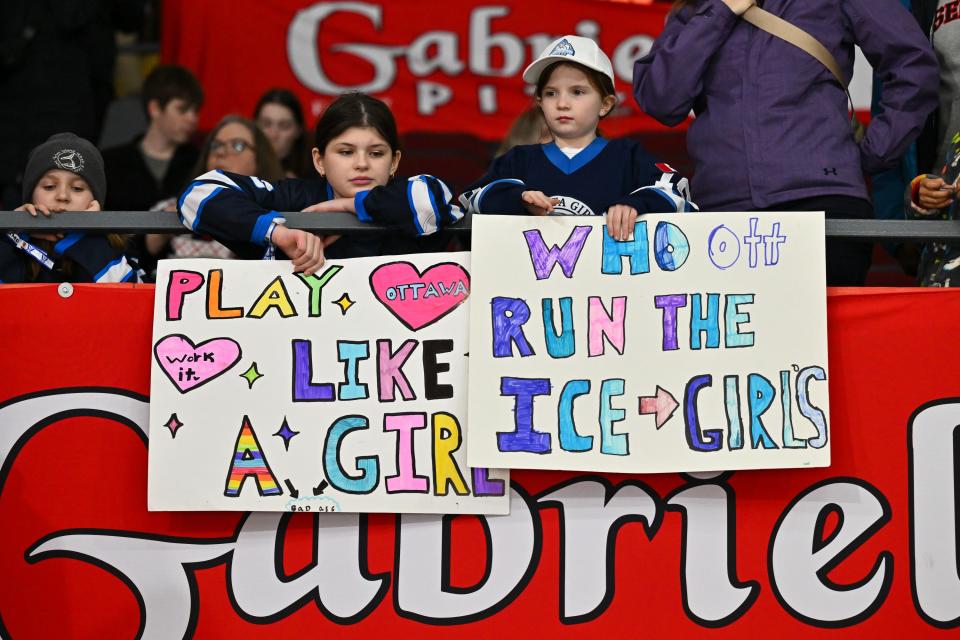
left=153, top=334, right=242, bottom=393
left=369, top=261, right=470, bottom=331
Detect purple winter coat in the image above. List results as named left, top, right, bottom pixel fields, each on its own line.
left=633, top=0, right=938, bottom=211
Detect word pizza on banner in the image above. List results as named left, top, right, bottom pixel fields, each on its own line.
left=149, top=254, right=508, bottom=514
left=467, top=213, right=830, bottom=473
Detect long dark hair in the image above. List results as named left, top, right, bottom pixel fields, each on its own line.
left=254, top=88, right=313, bottom=178
left=193, top=115, right=285, bottom=182
left=314, top=93, right=401, bottom=155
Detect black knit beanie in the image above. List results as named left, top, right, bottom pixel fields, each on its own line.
left=21, top=133, right=106, bottom=206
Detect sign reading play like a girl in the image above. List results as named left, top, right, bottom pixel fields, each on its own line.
left=466, top=213, right=831, bottom=474
left=148, top=254, right=508, bottom=514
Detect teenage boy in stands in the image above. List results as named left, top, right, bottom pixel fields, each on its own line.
left=102, top=65, right=204, bottom=275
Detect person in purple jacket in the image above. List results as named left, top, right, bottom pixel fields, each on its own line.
left=634, top=0, right=938, bottom=285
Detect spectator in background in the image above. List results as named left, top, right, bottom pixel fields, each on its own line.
left=159, top=115, right=284, bottom=265
left=102, top=64, right=203, bottom=276
left=870, top=0, right=922, bottom=279
left=903, top=1, right=960, bottom=286
left=102, top=65, right=203, bottom=212
left=634, top=0, right=938, bottom=286
left=196, top=115, right=284, bottom=182
left=254, top=88, right=314, bottom=178
left=496, top=106, right=550, bottom=157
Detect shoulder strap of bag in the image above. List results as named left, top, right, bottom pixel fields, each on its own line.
left=742, top=5, right=864, bottom=141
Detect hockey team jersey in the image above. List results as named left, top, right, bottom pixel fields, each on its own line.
left=461, top=137, right=697, bottom=216
left=0, top=232, right=141, bottom=283
left=177, top=170, right=464, bottom=260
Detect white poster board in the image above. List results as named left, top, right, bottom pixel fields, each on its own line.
left=149, top=254, right=508, bottom=514
left=467, top=213, right=830, bottom=473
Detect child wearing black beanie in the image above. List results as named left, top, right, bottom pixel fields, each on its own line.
left=2, top=133, right=141, bottom=283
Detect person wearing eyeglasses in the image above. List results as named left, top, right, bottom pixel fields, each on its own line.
left=202, top=116, right=283, bottom=179
left=167, top=115, right=287, bottom=262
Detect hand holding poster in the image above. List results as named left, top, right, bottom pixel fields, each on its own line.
left=467, top=212, right=830, bottom=473
left=149, top=254, right=508, bottom=513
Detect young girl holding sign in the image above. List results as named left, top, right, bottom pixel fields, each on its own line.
left=461, top=36, right=697, bottom=240
left=177, top=93, right=463, bottom=275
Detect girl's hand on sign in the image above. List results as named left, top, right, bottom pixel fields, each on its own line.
left=605, top=204, right=639, bottom=242
left=918, top=176, right=956, bottom=211
left=272, top=225, right=326, bottom=275
left=302, top=198, right=355, bottom=214
left=522, top=190, right=559, bottom=216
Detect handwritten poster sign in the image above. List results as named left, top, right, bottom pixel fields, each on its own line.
left=466, top=213, right=830, bottom=473
left=149, top=254, right=508, bottom=514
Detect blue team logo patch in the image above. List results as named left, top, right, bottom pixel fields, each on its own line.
left=549, top=38, right=575, bottom=57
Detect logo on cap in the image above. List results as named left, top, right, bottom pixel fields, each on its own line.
left=550, top=38, right=576, bottom=57
left=53, top=149, right=84, bottom=173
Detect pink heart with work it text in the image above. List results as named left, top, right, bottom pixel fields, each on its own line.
left=153, top=334, right=242, bottom=393
left=369, top=261, right=470, bottom=331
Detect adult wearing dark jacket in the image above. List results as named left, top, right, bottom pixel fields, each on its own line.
left=103, top=137, right=198, bottom=213
left=102, top=64, right=203, bottom=277
left=102, top=65, right=203, bottom=213
left=634, top=0, right=939, bottom=285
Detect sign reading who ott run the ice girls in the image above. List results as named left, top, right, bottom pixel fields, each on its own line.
left=467, top=212, right=831, bottom=473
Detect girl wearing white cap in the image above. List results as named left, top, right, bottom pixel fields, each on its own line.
left=461, top=35, right=697, bottom=240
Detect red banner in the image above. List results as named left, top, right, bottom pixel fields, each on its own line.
left=161, top=0, right=679, bottom=139
left=1, top=284, right=958, bottom=637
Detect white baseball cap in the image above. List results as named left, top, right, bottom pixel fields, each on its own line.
left=522, top=35, right=615, bottom=86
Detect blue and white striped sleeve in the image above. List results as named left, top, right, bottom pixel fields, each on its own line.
left=459, top=150, right=527, bottom=215
left=177, top=170, right=286, bottom=249
left=615, top=147, right=699, bottom=214
left=54, top=235, right=141, bottom=283
left=355, top=174, right=465, bottom=237
left=459, top=178, right=527, bottom=215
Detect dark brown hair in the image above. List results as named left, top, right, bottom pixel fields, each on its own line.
left=534, top=61, right=617, bottom=117
left=254, top=88, right=313, bottom=178
left=141, top=65, right=204, bottom=116
left=314, top=93, right=400, bottom=154
left=26, top=235, right=127, bottom=281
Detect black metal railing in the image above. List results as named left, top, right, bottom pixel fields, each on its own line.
left=2, top=211, right=960, bottom=243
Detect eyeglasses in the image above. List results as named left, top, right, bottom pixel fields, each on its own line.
left=210, top=138, right=255, bottom=155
